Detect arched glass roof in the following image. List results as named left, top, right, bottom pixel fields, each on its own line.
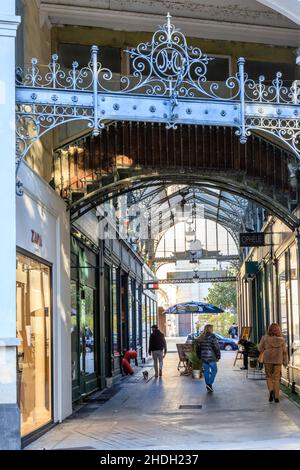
left=127, top=184, right=250, bottom=246
left=95, top=181, right=265, bottom=264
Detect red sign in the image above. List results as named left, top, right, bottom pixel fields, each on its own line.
left=146, top=282, right=159, bottom=290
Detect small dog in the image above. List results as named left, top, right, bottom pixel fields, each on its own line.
left=142, top=370, right=149, bottom=380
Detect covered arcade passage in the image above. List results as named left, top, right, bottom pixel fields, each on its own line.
left=48, top=104, right=300, bottom=431
left=10, top=10, right=300, bottom=450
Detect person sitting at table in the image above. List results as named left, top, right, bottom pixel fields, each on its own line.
left=238, top=335, right=255, bottom=370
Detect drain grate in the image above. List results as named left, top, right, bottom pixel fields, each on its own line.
left=179, top=405, right=202, bottom=410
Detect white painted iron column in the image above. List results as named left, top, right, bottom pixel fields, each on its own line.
left=0, top=1, right=20, bottom=450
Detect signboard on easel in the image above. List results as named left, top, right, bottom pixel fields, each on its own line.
left=240, top=326, right=252, bottom=340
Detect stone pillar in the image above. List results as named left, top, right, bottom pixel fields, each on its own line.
left=0, top=1, right=20, bottom=450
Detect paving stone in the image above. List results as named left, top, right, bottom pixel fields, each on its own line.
left=26, top=352, right=300, bottom=450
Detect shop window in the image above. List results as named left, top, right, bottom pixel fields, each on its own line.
left=150, top=298, right=155, bottom=327
left=112, top=267, right=120, bottom=355
left=128, top=279, right=133, bottom=349
left=16, top=252, right=52, bottom=437
left=265, top=263, right=272, bottom=326
left=278, top=255, right=288, bottom=344
left=58, top=43, right=121, bottom=73
left=142, top=294, right=147, bottom=357
left=146, top=296, right=151, bottom=342
left=136, top=285, right=141, bottom=350
left=290, top=247, right=300, bottom=365
left=130, top=279, right=138, bottom=349
left=71, top=238, right=98, bottom=395
left=71, top=280, right=79, bottom=386
left=80, top=286, right=96, bottom=376
left=152, top=299, right=157, bottom=326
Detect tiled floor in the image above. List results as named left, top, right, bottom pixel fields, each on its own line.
left=26, top=351, right=300, bottom=450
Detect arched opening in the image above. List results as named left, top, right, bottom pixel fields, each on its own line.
left=68, top=172, right=299, bottom=229
left=46, top=122, right=299, bottom=228
left=11, top=8, right=300, bottom=450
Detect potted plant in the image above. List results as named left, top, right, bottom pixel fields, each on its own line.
left=185, top=351, right=202, bottom=379
left=248, top=343, right=260, bottom=368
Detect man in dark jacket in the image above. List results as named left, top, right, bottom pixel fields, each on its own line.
left=238, top=336, right=255, bottom=370
left=228, top=323, right=238, bottom=339
left=149, top=325, right=167, bottom=378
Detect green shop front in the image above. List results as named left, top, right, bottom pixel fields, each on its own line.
left=71, top=235, right=100, bottom=401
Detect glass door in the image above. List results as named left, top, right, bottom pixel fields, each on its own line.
left=136, top=284, right=142, bottom=360
left=71, top=280, right=80, bottom=400
left=128, top=278, right=134, bottom=350
left=16, top=252, right=52, bottom=437
left=79, top=285, right=97, bottom=394
left=121, top=274, right=129, bottom=352
left=111, top=267, right=121, bottom=374
left=104, top=264, right=112, bottom=378
left=290, top=246, right=300, bottom=368
left=142, top=294, right=147, bottom=359
left=279, top=255, right=289, bottom=347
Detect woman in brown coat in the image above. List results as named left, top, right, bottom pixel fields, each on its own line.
left=258, top=323, right=288, bottom=403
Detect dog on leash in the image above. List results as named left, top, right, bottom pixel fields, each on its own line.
left=142, top=370, right=149, bottom=380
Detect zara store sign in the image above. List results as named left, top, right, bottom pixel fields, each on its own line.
left=31, top=229, right=43, bottom=248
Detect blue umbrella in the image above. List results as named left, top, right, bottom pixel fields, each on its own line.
left=163, top=300, right=223, bottom=314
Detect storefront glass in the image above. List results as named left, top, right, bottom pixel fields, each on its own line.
left=278, top=255, right=288, bottom=343
left=266, top=263, right=273, bottom=325
left=152, top=299, right=157, bottom=326
left=16, top=252, right=52, bottom=437
left=71, top=238, right=98, bottom=394
left=142, top=294, right=147, bottom=357
left=71, top=280, right=79, bottom=385
left=128, top=279, right=133, bottom=349
left=136, top=284, right=141, bottom=351
left=80, top=286, right=95, bottom=376
left=290, top=246, right=300, bottom=365
left=112, top=267, right=119, bottom=355
left=146, top=296, right=151, bottom=343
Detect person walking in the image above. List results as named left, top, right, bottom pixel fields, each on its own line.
left=196, top=324, right=221, bottom=392
left=258, top=323, right=288, bottom=403
left=148, top=324, right=167, bottom=378
left=228, top=323, right=238, bottom=339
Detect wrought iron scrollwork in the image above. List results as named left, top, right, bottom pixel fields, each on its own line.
left=245, top=116, right=300, bottom=156
left=244, top=73, right=300, bottom=104
left=98, top=13, right=242, bottom=102
left=16, top=13, right=242, bottom=100
left=15, top=104, right=94, bottom=192
left=16, top=53, right=96, bottom=90
left=15, top=11, right=300, bottom=190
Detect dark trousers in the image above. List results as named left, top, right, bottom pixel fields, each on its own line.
left=243, top=351, right=248, bottom=368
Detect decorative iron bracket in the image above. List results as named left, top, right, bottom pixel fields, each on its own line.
left=15, top=13, right=300, bottom=194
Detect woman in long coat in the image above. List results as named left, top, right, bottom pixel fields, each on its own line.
left=258, top=323, right=288, bottom=403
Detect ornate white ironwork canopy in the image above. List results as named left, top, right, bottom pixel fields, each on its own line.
left=16, top=14, right=300, bottom=190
